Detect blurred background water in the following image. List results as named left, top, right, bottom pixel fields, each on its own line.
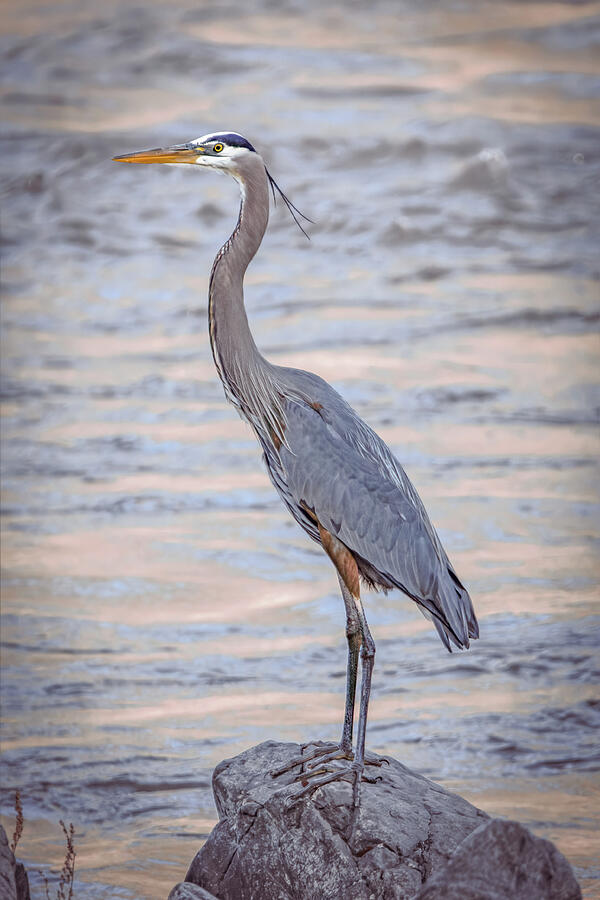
left=1, top=0, right=599, bottom=897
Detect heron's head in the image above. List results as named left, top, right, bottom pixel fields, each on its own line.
left=113, top=130, right=311, bottom=236
left=113, top=131, right=258, bottom=175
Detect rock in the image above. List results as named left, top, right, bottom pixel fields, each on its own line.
left=413, top=818, right=582, bottom=900
left=184, top=740, right=490, bottom=899
left=178, top=741, right=582, bottom=900
left=0, top=825, right=31, bottom=900
left=0, top=825, right=17, bottom=900
left=168, top=883, right=220, bottom=900
left=15, top=862, right=30, bottom=900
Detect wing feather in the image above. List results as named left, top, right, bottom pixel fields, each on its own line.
left=265, top=391, right=478, bottom=651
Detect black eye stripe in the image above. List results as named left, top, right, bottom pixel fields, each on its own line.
left=208, top=133, right=256, bottom=152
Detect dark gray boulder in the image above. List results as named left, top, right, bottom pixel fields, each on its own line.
left=413, top=818, right=581, bottom=900
left=14, top=862, right=30, bottom=900
left=184, top=740, right=490, bottom=899
left=179, top=740, right=582, bottom=900
left=0, top=825, right=17, bottom=900
left=168, top=883, right=220, bottom=900
left=0, top=825, right=30, bottom=900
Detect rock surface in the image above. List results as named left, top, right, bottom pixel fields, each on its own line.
left=0, top=825, right=30, bottom=900
left=14, top=862, right=30, bottom=900
left=180, top=740, right=582, bottom=900
left=168, top=883, right=219, bottom=900
left=413, top=818, right=581, bottom=900
left=185, top=740, right=490, bottom=899
left=0, top=826, right=18, bottom=900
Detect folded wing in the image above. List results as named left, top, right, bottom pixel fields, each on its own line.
left=270, top=394, right=478, bottom=651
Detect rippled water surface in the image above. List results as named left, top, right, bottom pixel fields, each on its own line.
left=1, top=1, right=599, bottom=897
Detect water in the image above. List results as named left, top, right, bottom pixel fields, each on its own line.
left=1, top=0, right=599, bottom=897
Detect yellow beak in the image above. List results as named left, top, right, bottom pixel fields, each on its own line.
left=112, top=146, right=202, bottom=165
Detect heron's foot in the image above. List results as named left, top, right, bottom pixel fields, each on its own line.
left=304, top=745, right=355, bottom=771
left=287, top=759, right=383, bottom=808
left=271, top=741, right=352, bottom=779
left=288, top=753, right=386, bottom=808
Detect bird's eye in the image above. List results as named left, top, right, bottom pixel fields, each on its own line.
left=213, top=143, right=224, bottom=153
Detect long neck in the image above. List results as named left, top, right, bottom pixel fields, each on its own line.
left=208, top=156, right=270, bottom=409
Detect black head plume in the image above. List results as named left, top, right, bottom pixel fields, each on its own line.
left=265, top=167, right=314, bottom=240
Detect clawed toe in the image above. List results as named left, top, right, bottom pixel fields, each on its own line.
left=305, top=747, right=353, bottom=771
left=271, top=742, right=347, bottom=779
left=272, top=743, right=388, bottom=808
left=284, top=758, right=367, bottom=807
left=364, top=752, right=388, bottom=768
left=286, top=766, right=355, bottom=806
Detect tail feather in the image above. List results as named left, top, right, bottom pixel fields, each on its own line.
left=388, top=564, right=478, bottom=653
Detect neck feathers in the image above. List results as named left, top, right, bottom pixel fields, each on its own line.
left=208, top=155, right=285, bottom=442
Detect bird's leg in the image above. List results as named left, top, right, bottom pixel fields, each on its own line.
left=273, top=525, right=383, bottom=799
left=350, top=594, right=376, bottom=806
left=303, top=574, right=360, bottom=773
left=289, top=587, right=381, bottom=807
left=271, top=574, right=360, bottom=780
left=284, top=528, right=383, bottom=806
left=319, top=530, right=362, bottom=754
left=340, top=573, right=361, bottom=752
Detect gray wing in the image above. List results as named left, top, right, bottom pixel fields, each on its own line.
left=260, top=382, right=478, bottom=651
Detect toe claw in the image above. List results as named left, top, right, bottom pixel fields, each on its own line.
left=272, top=742, right=378, bottom=808
left=306, top=748, right=352, bottom=771
left=271, top=742, right=347, bottom=779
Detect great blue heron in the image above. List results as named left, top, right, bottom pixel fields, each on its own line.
left=113, top=132, right=479, bottom=805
